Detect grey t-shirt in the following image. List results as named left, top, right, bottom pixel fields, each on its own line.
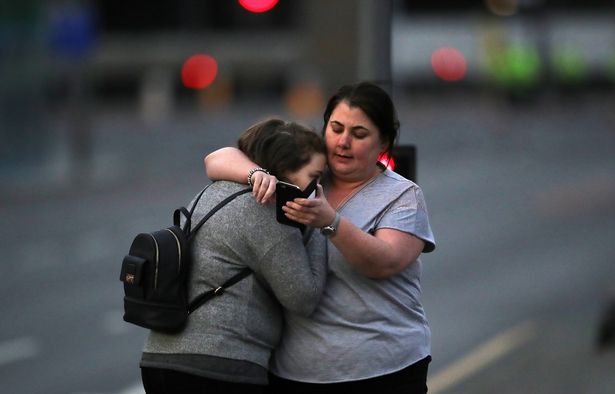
left=141, top=181, right=328, bottom=384
left=270, top=169, right=436, bottom=383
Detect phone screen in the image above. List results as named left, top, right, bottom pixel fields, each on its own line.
left=275, top=178, right=318, bottom=228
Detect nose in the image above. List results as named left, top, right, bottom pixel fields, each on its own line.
left=337, top=131, right=351, bottom=149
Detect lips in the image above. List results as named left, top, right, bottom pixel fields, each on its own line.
left=334, top=152, right=352, bottom=160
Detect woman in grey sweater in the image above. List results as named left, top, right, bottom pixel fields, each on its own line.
left=139, top=118, right=328, bottom=394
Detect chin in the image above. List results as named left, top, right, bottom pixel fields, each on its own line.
left=330, top=166, right=354, bottom=177
left=329, top=161, right=348, bottom=171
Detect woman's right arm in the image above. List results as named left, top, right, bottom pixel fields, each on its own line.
left=204, top=147, right=277, bottom=203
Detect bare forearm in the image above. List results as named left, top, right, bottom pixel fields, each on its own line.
left=329, top=219, right=420, bottom=278
left=204, top=147, right=277, bottom=203
left=204, top=147, right=254, bottom=183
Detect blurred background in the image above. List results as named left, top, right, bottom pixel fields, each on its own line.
left=1, top=0, right=614, bottom=393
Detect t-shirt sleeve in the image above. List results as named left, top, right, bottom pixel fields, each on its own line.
left=376, top=186, right=436, bottom=253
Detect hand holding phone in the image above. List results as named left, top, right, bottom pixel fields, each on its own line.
left=275, top=178, right=318, bottom=228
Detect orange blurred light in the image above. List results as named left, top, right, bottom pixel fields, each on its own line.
left=285, top=81, right=325, bottom=118
left=238, top=0, right=279, bottom=13
left=181, top=54, right=218, bottom=90
left=484, top=0, right=519, bottom=17
left=431, top=47, right=467, bottom=82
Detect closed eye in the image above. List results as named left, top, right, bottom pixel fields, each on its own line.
left=330, top=123, right=343, bottom=133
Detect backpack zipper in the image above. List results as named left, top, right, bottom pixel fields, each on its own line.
left=165, top=228, right=182, bottom=272
left=148, top=234, right=160, bottom=289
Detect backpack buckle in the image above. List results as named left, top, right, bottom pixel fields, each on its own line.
left=214, top=286, right=224, bottom=295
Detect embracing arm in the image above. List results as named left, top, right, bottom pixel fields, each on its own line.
left=204, top=147, right=254, bottom=183
left=204, top=147, right=277, bottom=203
left=283, top=185, right=425, bottom=279
left=257, top=231, right=328, bottom=316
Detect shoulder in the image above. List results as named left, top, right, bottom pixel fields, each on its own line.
left=364, top=169, right=424, bottom=204
left=200, top=181, right=253, bottom=205
left=373, top=171, right=436, bottom=253
left=205, top=182, right=302, bottom=235
left=193, top=181, right=260, bottom=220
left=380, top=168, right=417, bottom=189
left=205, top=180, right=250, bottom=195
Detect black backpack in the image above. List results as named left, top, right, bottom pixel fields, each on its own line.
left=119, top=184, right=252, bottom=333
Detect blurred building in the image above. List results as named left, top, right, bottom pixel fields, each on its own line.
left=393, top=0, right=615, bottom=95
left=71, top=0, right=390, bottom=110
left=5, top=0, right=615, bottom=113
left=80, top=0, right=615, bottom=105
left=1, top=0, right=614, bottom=179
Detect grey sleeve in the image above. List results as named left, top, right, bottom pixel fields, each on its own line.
left=255, top=229, right=328, bottom=316
left=377, top=186, right=436, bottom=253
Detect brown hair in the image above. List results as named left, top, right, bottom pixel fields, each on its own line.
left=237, top=118, right=325, bottom=181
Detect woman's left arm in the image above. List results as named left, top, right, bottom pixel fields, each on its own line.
left=331, top=221, right=424, bottom=279
left=284, top=185, right=425, bottom=279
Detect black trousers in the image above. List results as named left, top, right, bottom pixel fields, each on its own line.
left=267, top=355, right=431, bottom=394
left=141, top=367, right=266, bottom=394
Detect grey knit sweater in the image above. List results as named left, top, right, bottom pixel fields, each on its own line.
left=140, top=181, right=327, bottom=384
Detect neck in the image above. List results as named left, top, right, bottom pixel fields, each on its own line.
left=331, top=176, right=372, bottom=192
left=327, top=165, right=383, bottom=209
left=330, top=164, right=383, bottom=189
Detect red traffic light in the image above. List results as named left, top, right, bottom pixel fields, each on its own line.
left=431, top=47, right=467, bottom=82
left=181, top=54, right=218, bottom=90
left=238, top=0, right=279, bottom=13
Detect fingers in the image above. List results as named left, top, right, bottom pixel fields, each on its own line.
left=283, top=189, right=336, bottom=228
left=251, top=172, right=277, bottom=204
left=282, top=204, right=312, bottom=225
left=283, top=198, right=321, bottom=227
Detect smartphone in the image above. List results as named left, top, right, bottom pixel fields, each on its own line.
left=275, top=177, right=318, bottom=228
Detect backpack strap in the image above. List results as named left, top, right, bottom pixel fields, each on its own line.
left=187, top=267, right=252, bottom=314
left=174, top=184, right=213, bottom=233
left=183, top=185, right=253, bottom=314
left=187, top=187, right=252, bottom=241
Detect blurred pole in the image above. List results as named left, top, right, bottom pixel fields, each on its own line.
left=302, top=0, right=359, bottom=96
left=302, top=0, right=392, bottom=95
left=357, top=1, right=415, bottom=181
left=301, top=0, right=392, bottom=96
left=48, top=1, right=97, bottom=184
left=0, top=0, right=48, bottom=172
left=520, top=0, right=549, bottom=96
left=65, top=63, right=92, bottom=183
left=357, top=0, right=392, bottom=95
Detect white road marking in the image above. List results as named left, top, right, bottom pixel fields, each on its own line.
left=0, top=336, right=40, bottom=367
left=74, top=381, right=144, bottom=394
left=429, top=320, right=537, bottom=394
left=116, top=383, right=145, bottom=394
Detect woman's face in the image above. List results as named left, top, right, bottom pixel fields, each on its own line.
left=324, top=101, right=386, bottom=183
left=285, top=152, right=326, bottom=190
